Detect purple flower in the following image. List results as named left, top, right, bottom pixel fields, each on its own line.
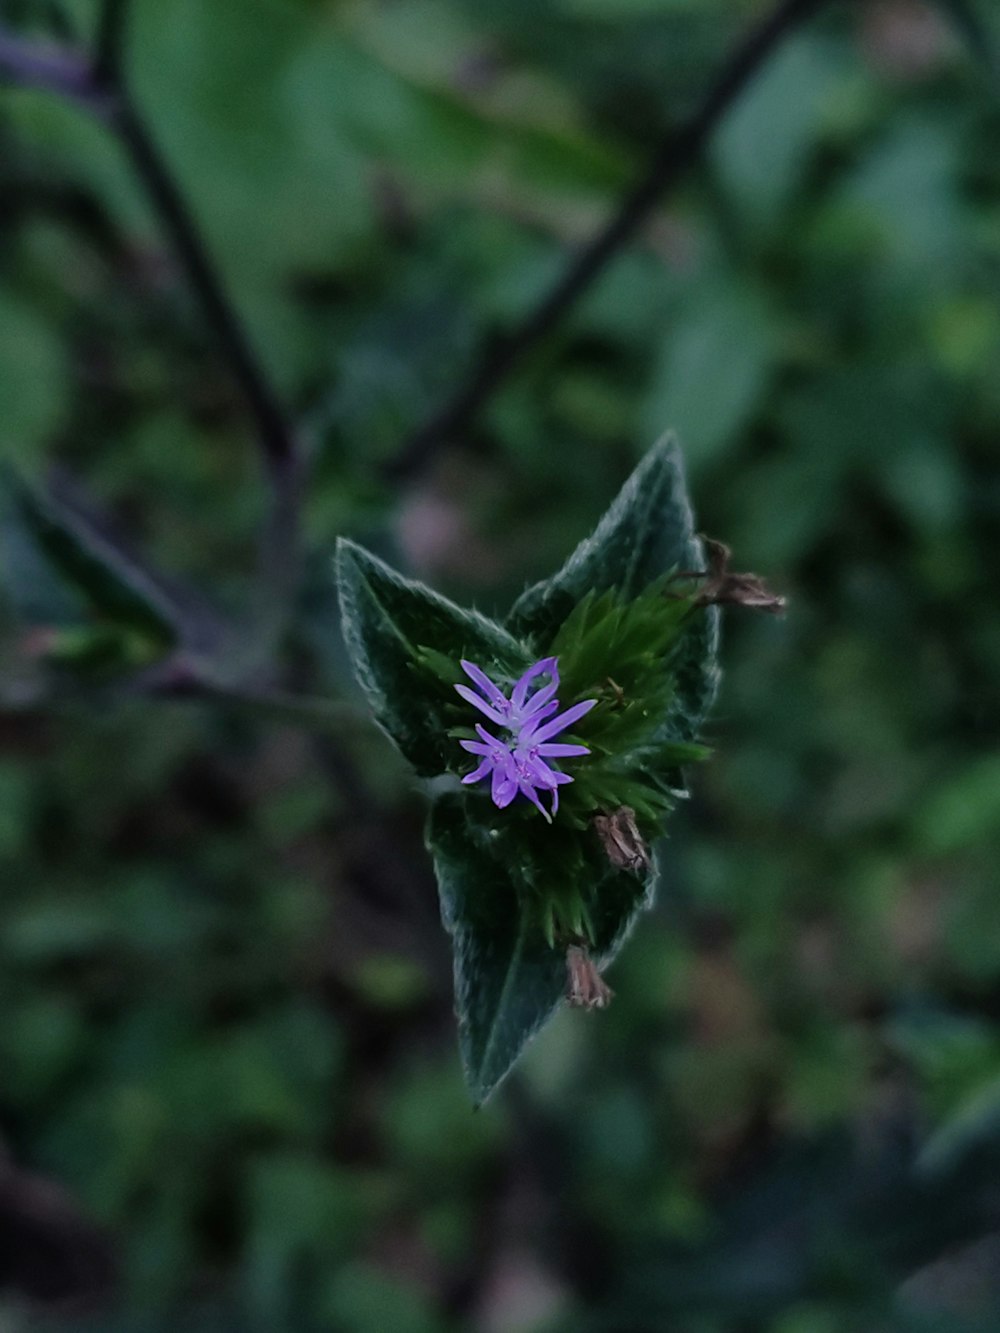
left=454, top=656, right=560, bottom=730
left=456, top=657, right=596, bottom=821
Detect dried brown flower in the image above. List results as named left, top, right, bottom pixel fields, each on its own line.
left=593, top=805, right=652, bottom=876
left=566, top=945, right=613, bottom=1010
left=683, top=538, right=786, bottom=614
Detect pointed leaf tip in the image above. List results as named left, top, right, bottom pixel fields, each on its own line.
left=506, top=434, right=720, bottom=740
left=428, top=794, right=664, bottom=1102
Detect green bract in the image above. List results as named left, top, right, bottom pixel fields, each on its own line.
left=336, top=436, right=720, bottom=1102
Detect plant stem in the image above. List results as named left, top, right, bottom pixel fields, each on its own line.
left=386, top=0, right=828, bottom=483
left=94, top=0, right=128, bottom=84
left=0, top=9, right=303, bottom=647
left=0, top=17, right=299, bottom=478
left=106, top=92, right=298, bottom=475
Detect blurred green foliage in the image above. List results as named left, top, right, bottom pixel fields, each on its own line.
left=3, top=0, right=1000, bottom=1329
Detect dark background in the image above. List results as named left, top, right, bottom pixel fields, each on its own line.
left=3, top=0, right=1000, bottom=1329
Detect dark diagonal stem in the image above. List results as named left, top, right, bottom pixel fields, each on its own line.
left=0, top=13, right=299, bottom=479
left=106, top=93, right=298, bottom=476
left=387, top=0, right=829, bottom=483
left=94, top=0, right=128, bottom=83
left=0, top=7, right=302, bottom=640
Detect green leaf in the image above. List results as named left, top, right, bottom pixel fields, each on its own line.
left=429, top=793, right=658, bottom=1103
left=507, top=435, right=720, bottom=742
left=642, top=283, right=780, bottom=468
left=918, top=1073, right=1000, bottom=1178
left=666, top=600, right=720, bottom=745
left=711, top=36, right=840, bottom=232
left=335, top=539, right=528, bottom=776
left=836, top=121, right=961, bottom=274
left=508, top=437, right=699, bottom=633
left=0, top=294, right=69, bottom=462
left=913, top=754, right=1000, bottom=856
left=430, top=795, right=565, bottom=1103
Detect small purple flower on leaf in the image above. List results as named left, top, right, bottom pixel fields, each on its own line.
left=455, top=656, right=560, bottom=729
left=456, top=657, right=596, bottom=821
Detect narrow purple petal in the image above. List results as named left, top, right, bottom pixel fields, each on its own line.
left=523, top=698, right=559, bottom=726
left=522, top=697, right=597, bottom=744
left=535, top=742, right=590, bottom=758
left=460, top=660, right=509, bottom=711
left=518, top=781, right=552, bottom=823
left=518, top=681, right=559, bottom=718
left=524, top=755, right=572, bottom=788
left=462, top=757, right=494, bottom=784
left=454, top=684, right=507, bottom=726
left=511, top=656, right=558, bottom=710
left=475, top=723, right=506, bottom=748
left=460, top=739, right=491, bottom=754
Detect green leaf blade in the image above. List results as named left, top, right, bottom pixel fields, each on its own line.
left=664, top=595, right=721, bottom=743
left=429, top=795, right=566, bottom=1104
left=429, top=793, right=663, bottom=1102
left=507, top=435, right=698, bottom=637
